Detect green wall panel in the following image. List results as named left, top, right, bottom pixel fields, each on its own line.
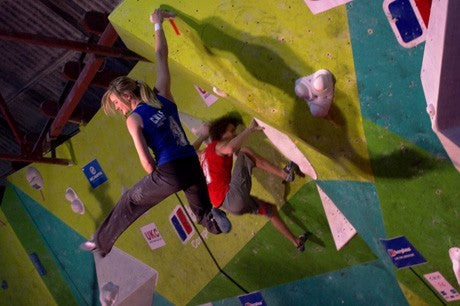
left=1, top=185, right=74, bottom=305
left=12, top=184, right=99, bottom=306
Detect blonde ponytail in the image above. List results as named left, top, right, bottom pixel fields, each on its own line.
left=137, top=80, right=162, bottom=108
left=101, top=76, right=162, bottom=116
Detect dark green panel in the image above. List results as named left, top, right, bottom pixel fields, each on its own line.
left=364, top=118, right=460, bottom=305
left=11, top=184, right=99, bottom=306
left=315, top=180, right=390, bottom=266
left=189, top=181, right=377, bottom=305
left=1, top=184, right=77, bottom=305
left=213, top=260, right=406, bottom=305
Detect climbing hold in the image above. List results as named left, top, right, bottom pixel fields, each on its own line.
left=450, top=247, right=460, bottom=286
left=426, top=104, right=435, bottom=119
left=65, top=187, right=85, bottom=214
left=25, top=166, right=45, bottom=200
left=212, top=86, right=228, bottom=98
left=295, top=69, right=335, bottom=118
left=99, top=281, right=119, bottom=306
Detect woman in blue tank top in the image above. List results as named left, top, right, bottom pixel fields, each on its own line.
left=81, top=8, right=231, bottom=257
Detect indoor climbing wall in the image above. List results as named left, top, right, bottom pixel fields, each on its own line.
left=110, top=0, right=373, bottom=182
left=1, top=0, right=459, bottom=305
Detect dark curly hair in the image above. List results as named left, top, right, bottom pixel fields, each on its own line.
left=209, top=115, right=243, bottom=141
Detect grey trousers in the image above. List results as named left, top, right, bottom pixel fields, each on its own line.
left=222, top=152, right=259, bottom=215
left=93, top=155, right=215, bottom=255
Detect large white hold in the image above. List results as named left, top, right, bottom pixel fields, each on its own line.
left=25, top=167, right=44, bottom=190
left=295, top=69, right=335, bottom=118
left=100, top=281, right=120, bottom=306
left=317, top=185, right=357, bottom=250
left=450, top=247, right=460, bottom=286
left=420, top=0, right=460, bottom=171
left=65, top=187, right=85, bottom=215
left=94, top=247, right=158, bottom=306
left=25, top=166, right=45, bottom=200
left=178, top=112, right=208, bottom=138
left=303, top=0, right=352, bottom=15
left=254, top=118, right=317, bottom=180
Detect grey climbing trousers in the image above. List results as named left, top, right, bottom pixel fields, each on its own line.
left=93, top=155, right=217, bottom=255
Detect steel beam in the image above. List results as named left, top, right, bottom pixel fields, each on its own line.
left=83, top=11, right=110, bottom=35
left=62, top=61, right=124, bottom=88
left=48, top=24, right=118, bottom=138
left=0, top=153, right=72, bottom=165
left=0, top=29, right=144, bottom=61
left=39, top=100, right=86, bottom=124
left=0, top=92, right=26, bottom=149
left=32, top=119, right=52, bottom=155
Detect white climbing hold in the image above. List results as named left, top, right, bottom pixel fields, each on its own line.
left=65, top=187, right=85, bottom=215
left=450, top=247, right=460, bottom=286
left=254, top=118, right=317, bottom=180
left=295, top=69, right=335, bottom=118
left=426, top=104, right=435, bottom=119
left=179, top=112, right=209, bottom=140
left=94, top=247, right=158, bottom=305
left=212, top=86, right=228, bottom=98
left=25, top=167, right=44, bottom=190
left=99, top=281, right=119, bottom=306
left=317, top=185, right=357, bottom=250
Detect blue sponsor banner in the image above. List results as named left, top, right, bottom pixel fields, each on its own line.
left=380, top=236, right=427, bottom=269
left=238, top=291, right=266, bottom=306
left=82, top=159, right=107, bottom=189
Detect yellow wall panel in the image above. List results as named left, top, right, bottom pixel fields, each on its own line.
left=109, top=0, right=372, bottom=181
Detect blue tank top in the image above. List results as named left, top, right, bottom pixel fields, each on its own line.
left=131, top=95, right=196, bottom=166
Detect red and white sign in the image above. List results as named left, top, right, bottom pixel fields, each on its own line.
left=194, top=85, right=219, bottom=107
left=140, top=223, right=166, bottom=250
left=169, top=205, right=195, bottom=244
left=424, top=271, right=460, bottom=302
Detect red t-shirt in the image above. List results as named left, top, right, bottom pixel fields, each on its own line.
left=201, top=141, right=233, bottom=207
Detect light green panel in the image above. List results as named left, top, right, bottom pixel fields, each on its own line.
left=7, top=60, right=302, bottom=304
left=109, top=0, right=373, bottom=182
left=7, top=108, right=142, bottom=240
left=0, top=209, right=56, bottom=306
left=398, top=282, right=429, bottom=306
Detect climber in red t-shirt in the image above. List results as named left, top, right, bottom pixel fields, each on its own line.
left=193, top=115, right=307, bottom=252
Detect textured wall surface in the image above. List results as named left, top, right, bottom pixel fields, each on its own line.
left=109, top=0, right=372, bottom=182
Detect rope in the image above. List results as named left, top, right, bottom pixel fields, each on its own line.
left=174, top=193, right=248, bottom=294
